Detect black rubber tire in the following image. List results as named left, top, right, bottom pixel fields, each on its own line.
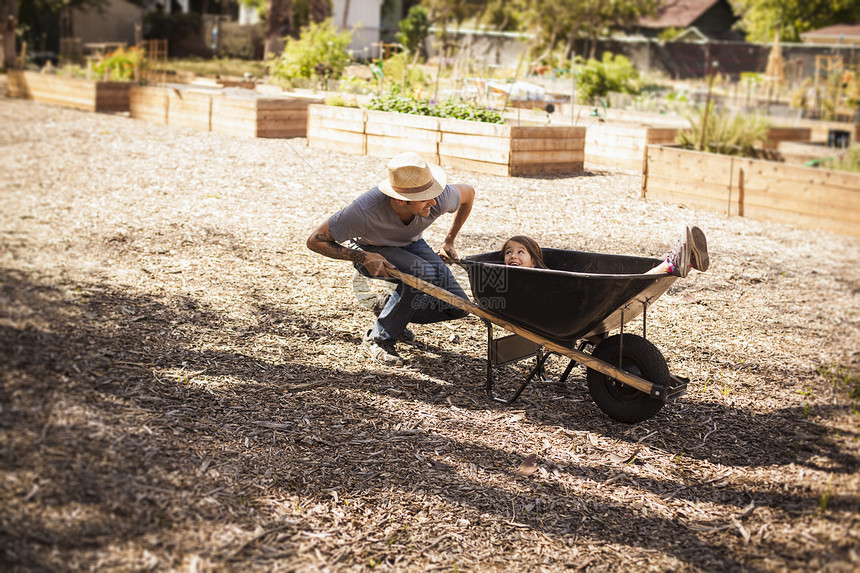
left=586, top=334, right=667, bottom=423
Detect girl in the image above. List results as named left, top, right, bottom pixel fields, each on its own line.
left=501, top=226, right=708, bottom=277
left=502, top=235, right=547, bottom=269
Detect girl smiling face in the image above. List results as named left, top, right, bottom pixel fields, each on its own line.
left=503, top=240, right=535, bottom=267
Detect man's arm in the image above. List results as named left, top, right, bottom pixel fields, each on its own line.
left=440, top=183, right=475, bottom=260
left=307, top=219, right=394, bottom=277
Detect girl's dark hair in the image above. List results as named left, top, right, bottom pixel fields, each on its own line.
left=501, top=235, right=547, bottom=269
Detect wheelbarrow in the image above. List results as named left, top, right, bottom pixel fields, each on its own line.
left=387, top=248, right=689, bottom=423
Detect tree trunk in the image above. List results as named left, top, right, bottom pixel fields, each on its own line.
left=264, top=0, right=292, bottom=60
left=340, top=0, right=350, bottom=28
left=1, top=0, right=18, bottom=69
left=310, top=0, right=330, bottom=24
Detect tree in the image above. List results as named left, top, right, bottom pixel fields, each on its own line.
left=397, top=5, right=430, bottom=62
left=732, top=0, right=860, bottom=42
left=265, top=0, right=330, bottom=62
left=265, top=0, right=293, bottom=59
left=1, top=0, right=18, bottom=69
left=515, top=0, right=656, bottom=61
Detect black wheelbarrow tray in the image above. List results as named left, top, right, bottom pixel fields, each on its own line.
left=388, top=248, right=689, bottom=423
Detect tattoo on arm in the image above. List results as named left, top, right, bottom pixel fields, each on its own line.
left=311, top=230, right=367, bottom=263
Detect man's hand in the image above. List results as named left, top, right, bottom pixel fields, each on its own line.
left=362, top=252, right=395, bottom=277
left=439, top=241, right=459, bottom=262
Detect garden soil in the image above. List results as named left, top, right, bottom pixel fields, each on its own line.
left=1, top=97, right=859, bottom=572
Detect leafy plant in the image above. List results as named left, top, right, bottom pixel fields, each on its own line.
left=381, top=52, right=429, bottom=90
left=325, top=95, right=359, bottom=107
left=677, top=103, right=771, bottom=157
left=367, top=88, right=504, bottom=124
left=91, top=47, right=143, bottom=82
left=268, top=19, right=352, bottom=84
left=819, top=475, right=833, bottom=513
left=576, top=52, right=640, bottom=105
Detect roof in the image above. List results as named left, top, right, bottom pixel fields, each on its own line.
left=639, top=0, right=723, bottom=29
left=800, top=24, right=860, bottom=40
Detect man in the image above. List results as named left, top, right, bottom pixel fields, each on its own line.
left=307, top=152, right=475, bottom=366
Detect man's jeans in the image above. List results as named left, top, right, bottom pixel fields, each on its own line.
left=353, top=239, right=470, bottom=343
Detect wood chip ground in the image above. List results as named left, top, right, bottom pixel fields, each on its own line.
left=1, top=97, right=859, bottom=572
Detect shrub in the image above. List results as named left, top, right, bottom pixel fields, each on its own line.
left=91, top=47, right=143, bottom=82
left=677, top=103, right=770, bottom=157
left=268, top=19, right=352, bottom=84
left=577, top=52, right=640, bottom=104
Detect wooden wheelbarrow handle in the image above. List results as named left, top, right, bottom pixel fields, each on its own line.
left=386, top=268, right=659, bottom=397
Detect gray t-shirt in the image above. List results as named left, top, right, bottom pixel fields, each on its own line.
left=328, top=185, right=460, bottom=247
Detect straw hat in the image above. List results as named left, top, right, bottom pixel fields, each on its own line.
left=378, top=152, right=447, bottom=202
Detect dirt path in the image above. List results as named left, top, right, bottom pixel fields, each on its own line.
left=1, top=97, right=858, bottom=572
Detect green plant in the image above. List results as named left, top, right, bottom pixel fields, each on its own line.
left=396, top=5, right=430, bottom=61
left=339, top=75, right=375, bottom=95
left=819, top=475, right=833, bottom=513
left=268, top=19, right=352, bottom=84
left=91, top=46, right=143, bottom=81
left=817, top=361, right=860, bottom=398
left=576, top=52, right=640, bottom=105
left=367, top=88, right=504, bottom=124
left=823, top=145, right=860, bottom=174
left=325, top=95, right=359, bottom=107
left=381, top=52, right=429, bottom=90
left=677, top=103, right=771, bottom=157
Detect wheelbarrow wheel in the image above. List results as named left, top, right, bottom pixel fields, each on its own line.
left=586, top=334, right=667, bottom=423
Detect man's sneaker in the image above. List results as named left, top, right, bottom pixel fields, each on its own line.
left=398, top=327, right=416, bottom=343
left=689, top=226, right=709, bottom=272
left=362, top=330, right=404, bottom=366
left=666, top=226, right=693, bottom=278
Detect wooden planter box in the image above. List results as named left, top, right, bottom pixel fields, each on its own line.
left=366, top=109, right=440, bottom=161
left=438, top=118, right=585, bottom=176
left=307, top=105, right=586, bottom=176
left=642, top=145, right=860, bottom=237
left=129, top=85, right=320, bottom=138
left=129, top=85, right=169, bottom=125
left=306, top=104, right=367, bottom=154
left=774, top=118, right=859, bottom=144
left=7, top=70, right=131, bottom=112
left=761, top=127, right=812, bottom=150
left=777, top=141, right=846, bottom=166
left=584, top=123, right=679, bottom=171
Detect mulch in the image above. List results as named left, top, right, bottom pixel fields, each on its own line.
left=1, top=96, right=859, bottom=572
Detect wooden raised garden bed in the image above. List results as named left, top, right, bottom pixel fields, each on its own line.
left=7, top=70, right=131, bottom=112
left=642, top=145, right=860, bottom=237
left=584, top=123, right=679, bottom=171
left=307, top=105, right=586, bottom=177
left=128, top=85, right=322, bottom=138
